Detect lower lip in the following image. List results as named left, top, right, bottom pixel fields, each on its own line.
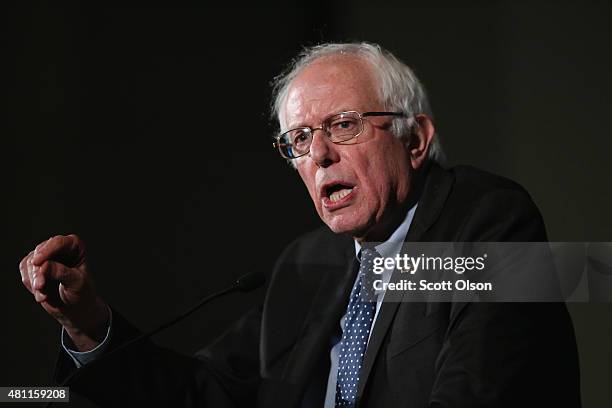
left=322, top=187, right=357, bottom=210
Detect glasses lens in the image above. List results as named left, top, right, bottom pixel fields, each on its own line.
left=278, top=128, right=312, bottom=159
left=326, top=112, right=362, bottom=142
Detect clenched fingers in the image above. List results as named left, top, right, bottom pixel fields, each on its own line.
left=21, top=251, right=47, bottom=302
left=19, top=251, right=34, bottom=293
left=32, top=234, right=85, bottom=268
left=19, top=247, right=82, bottom=304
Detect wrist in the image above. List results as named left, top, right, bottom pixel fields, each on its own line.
left=64, top=297, right=110, bottom=351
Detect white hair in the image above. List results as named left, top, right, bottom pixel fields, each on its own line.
left=271, top=42, right=445, bottom=164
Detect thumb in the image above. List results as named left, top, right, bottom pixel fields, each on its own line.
left=39, top=261, right=87, bottom=309
left=37, top=260, right=81, bottom=291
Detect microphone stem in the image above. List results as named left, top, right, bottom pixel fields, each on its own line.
left=144, top=285, right=237, bottom=340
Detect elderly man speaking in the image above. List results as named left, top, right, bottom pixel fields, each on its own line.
left=20, top=43, right=580, bottom=407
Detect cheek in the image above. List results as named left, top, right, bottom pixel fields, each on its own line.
left=358, top=143, right=407, bottom=202
left=297, top=166, right=319, bottom=205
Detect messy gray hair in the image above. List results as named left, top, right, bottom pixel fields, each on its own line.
left=271, top=42, right=444, bottom=164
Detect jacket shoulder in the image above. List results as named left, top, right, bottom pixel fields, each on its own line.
left=278, top=225, right=352, bottom=267
left=449, top=165, right=534, bottom=202
left=422, top=164, right=547, bottom=241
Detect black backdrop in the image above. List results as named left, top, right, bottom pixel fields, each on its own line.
left=4, top=3, right=612, bottom=407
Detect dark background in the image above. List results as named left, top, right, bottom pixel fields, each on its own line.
left=4, top=2, right=612, bottom=407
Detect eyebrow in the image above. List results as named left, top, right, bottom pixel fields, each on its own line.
left=286, top=109, right=353, bottom=130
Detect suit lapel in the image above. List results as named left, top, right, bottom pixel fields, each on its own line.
left=355, top=163, right=455, bottom=404
left=403, top=164, right=455, bottom=243
left=270, top=244, right=358, bottom=407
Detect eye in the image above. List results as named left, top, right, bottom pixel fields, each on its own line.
left=292, top=130, right=309, bottom=145
left=285, top=129, right=312, bottom=153
left=329, top=117, right=359, bottom=133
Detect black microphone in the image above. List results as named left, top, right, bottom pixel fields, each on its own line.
left=46, top=271, right=265, bottom=407
left=236, top=270, right=266, bottom=292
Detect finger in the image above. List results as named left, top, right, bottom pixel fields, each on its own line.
left=29, top=257, right=48, bottom=302
left=41, top=260, right=80, bottom=288
left=34, top=287, right=48, bottom=303
left=32, top=261, right=47, bottom=292
left=27, top=256, right=49, bottom=303
left=19, top=251, right=34, bottom=293
left=34, top=237, right=52, bottom=253
left=34, top=261, right=77, bottom=304
left=32, top=234, right=85, bottom=267
left=37, top=261, right=83, bottom=306
left=27, top=256, right=37, bottom=291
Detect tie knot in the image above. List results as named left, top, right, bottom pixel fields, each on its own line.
left=358, top=247, right=381, bottom=302
left=359, top=246, right=379, bottom=262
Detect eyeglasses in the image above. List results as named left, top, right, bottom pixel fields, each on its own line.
left=273, top=111, right=406, bottom=159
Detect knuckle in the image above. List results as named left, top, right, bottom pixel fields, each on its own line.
left=67, top=234, right=84, bottom=249
left=58, top=234, right=73, bottom=249
left=19, top=256, right=28, bottom=271
left=19, top=264, right=27, bottom=279
left=21, top=275, right=32, bottom=291
left=46, top=235, right=62, bottom=247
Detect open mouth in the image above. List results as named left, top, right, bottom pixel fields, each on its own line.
left=322, top=181, right=356, bottom=206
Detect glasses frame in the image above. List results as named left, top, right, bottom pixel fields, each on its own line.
left=273, top=111, right=407, bottom=159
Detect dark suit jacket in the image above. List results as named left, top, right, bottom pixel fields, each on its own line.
left=55, top=163, right=581, bottom=407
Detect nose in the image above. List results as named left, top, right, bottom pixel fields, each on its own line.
left=309, top=128, right=340, bottom=168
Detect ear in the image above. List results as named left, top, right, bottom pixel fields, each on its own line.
left=405, top=114, right=435, bottom=170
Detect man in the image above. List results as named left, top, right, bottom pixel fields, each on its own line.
left=19, top=42, right=581, bottom=407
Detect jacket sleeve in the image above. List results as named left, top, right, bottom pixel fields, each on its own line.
left=53, top=306, right=262, bottom=408
left=429, top=189, right=581, bottom=408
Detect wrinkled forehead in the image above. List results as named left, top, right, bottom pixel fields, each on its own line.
left=280, top=55, right=382, bottom=130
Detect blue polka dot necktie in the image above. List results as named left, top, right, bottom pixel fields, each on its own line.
left=335, top=247, right=379, bottom=407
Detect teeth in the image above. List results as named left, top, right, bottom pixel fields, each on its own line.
left=329, top=188, right=353, bottom=202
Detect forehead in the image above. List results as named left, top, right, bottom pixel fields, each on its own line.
left=283, top=55, right=381, bottom=128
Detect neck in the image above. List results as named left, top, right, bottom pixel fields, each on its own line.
left=354, top=171, right=425, bottom=244
left=355, top=204, right=409, bottom=244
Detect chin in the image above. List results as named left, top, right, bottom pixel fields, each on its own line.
left=322, top=215, right=369, bottom=237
